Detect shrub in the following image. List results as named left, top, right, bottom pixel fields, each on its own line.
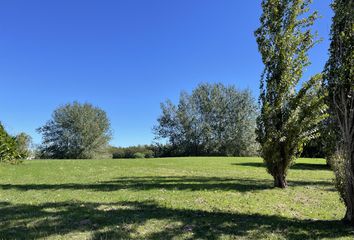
left=133, top=152, right=145, bottom=159
left=144, top=150, right=154, bottom=158
left=329, top=150, right=347, bottom=203
left=112, top=149, right=125, bottom=159
left=111, top=145, right=155, bottom=159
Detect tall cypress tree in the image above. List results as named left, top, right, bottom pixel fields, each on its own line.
left=255, top=0, right=327, bottom=188
left=324, top=0, right=354, bottom=224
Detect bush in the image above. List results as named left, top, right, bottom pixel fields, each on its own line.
left=111, top=145, right=155, bottom=159
left=112, top=148, right=125, bottom=159
left=144, top=150, right=154, bottom=158
left=329, top=150, right=347, bottom=204
left=133, top=152, right=145, bottom=159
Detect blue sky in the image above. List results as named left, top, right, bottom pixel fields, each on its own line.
left=0, top=0, right=333, bottom=147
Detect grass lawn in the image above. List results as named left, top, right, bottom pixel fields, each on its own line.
left=0, top=157, right=353, bottom=239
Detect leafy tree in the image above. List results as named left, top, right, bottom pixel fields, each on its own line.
left=324, top=0, right=354, bottom=224
left=37, top=102, right=112, bottom=159
left=154, top=83, right=258, bottom=156
left=15, top=132, right=33, bottom=159
left=255, top=0, right=327, bottom=188
left=0, top=123, right=21, bottom=164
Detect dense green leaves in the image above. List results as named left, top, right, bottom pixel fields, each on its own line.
left=324, top=0, right=354, bottom=223
left=154, top=83, right=258, bottom=157
left=110, top=145, right=155, bottom=159
left=255, top=0, right=327, bottom=187
left=15, top=132, right=33, bottom=159
left=0, top=123, right=22, bottom=164
left=37, top=102, right=112, bottom=159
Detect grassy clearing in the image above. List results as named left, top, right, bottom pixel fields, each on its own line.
left=0, top=157, right=353, bottom=239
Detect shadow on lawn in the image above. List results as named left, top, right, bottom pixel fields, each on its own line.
left=0, top=175, right=333, bottom=193
left=232, top=162, right=331, bottom=171
left=0, top=200, right=352, bottom=239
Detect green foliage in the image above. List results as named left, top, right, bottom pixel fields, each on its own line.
left=255, top=0, right=327, bottom=187
left=324, top=0, right=354, bottom=223
left=133, top=152, right=145, bottom=159
left=154, top=83, right=259, bottom=157
left=329, top=150, right=347, bottom=203
left=111, top=145, right=155, bottom=159
left=0, top=123, right=22, bottom=164
left=37, top=102, right=112, bottom=159
left=15, top=132, right=32, bottom=159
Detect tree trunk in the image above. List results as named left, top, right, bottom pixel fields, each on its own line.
left=274, top=172, right=288, bottom=188
left=275, top=145, right=288, bottom=188
left=344, top=180, right=354, bottom=224
left=344, top=151, right=354, bottom=225
left=344, top=199, right=354, bottom=224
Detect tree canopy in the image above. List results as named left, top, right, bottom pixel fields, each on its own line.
left=37, top=102, right=112, bottom=159
left=154, top=83, right=258, bottom=157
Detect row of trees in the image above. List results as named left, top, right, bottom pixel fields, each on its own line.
left=255, top=0, right=353, bottom=223
left=37, top=83, right=259, bottom=159
left=19, top=83, right=259, bottom=160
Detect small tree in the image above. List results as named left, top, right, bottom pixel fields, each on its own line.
left=38, top=102, right=112, bottom=159
left=15, top=132, right=33, bottom=159
left=324, top=0, right=354, bottom=224
left=255, top=0, right=327, bottom=188
left=0, top=123, right=21, bottom=164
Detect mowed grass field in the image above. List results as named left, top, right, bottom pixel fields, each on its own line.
left=0, top=157, right=353, bottom=239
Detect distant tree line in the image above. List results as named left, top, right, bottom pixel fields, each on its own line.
left=2, top=82, right=328, bottom=162
left=109, top=145, right=155, bottom=159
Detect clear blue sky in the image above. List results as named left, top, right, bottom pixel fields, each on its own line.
left=0, top=0, right=332, bottom=147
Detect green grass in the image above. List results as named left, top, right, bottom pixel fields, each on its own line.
left=0, top=157, right=353, bottom=239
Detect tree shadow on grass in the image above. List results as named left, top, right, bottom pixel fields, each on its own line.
left=0, top=200, right=352, bottom=239
left=0, top=175, right=333, bottom=193
left=0, top=176, right=271, bottom=192
left=232, top=162, right=331, bottom=171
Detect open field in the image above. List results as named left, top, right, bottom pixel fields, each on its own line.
left=0, top=157, right=353, bottom=239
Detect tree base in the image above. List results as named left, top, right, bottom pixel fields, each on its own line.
left=344, top=205, right=354, bottom=226
left=274, top=174, right=288, bottom=188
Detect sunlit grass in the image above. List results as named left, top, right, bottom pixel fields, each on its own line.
left=0, top=157, right=353, bottom=239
